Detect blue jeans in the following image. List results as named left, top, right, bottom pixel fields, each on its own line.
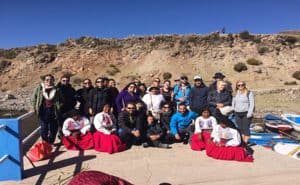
left=39, top=107, right=58, bottom=144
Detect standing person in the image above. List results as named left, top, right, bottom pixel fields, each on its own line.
left=147, top=78, right=161, bottom=93
left=173, top=75, right=191, bottom=106
left=76, top=78, right=94, bottom=117
left=57, top=75, right=77, bottom=138
left=191, top=108, right=217, bottom=151
left=160, top=80, right=173, bottom=104
left=142, top=86, right=165, bottom=120
left=115, top=82, right=140, bottom=113
left=189, top=75, right=209, bottom=114
left=88, top=77, right=110, bottom=116
left=93, top=104, right=126, bottom=154
left=143, top=115, right=171, bottom=149
left=205, top=117, right=253, bottom=162
left=62, top=110, right=94, bottom=150
left=108, top=78, right=119, bottom=118
left=32, top=74, right=63, bottom=144
left=118, top=102, right=144, bottom=147
left=137, top=83, right=147, bottom=98
left=207, top=80, right=232, bottom=117
left=209, top=72, right=232, bottom=93
left=232, top=81, right=255, bottom=146
left=170, top=103, right=198, bottom=144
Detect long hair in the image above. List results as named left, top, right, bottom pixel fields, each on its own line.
left=235, top=80, right=249, bottom=94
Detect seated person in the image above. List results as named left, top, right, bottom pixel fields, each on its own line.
left=205, top=116, right=254, bottom=162
left=170, top=103, right=198, bottom=144
left=93, top=104, right=126, bottom=154
left=118, top=102, right=145, bottom=147
left=62, top=110, right=94, bottom=150
left=143, top=115, right=170, bottom=149
left=191, top=108, right=217, bottom=151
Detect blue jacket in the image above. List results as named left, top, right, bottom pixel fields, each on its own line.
left=170, top=110, right=198, bottom=135
left=173, top=84, right=192, bottom=105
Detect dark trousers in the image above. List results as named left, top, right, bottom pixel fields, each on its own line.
left=178, top=124, right=195, bottom=143
left=235, top=112, right=251, bottom=136
left=39, top=107, right=58, bottom=144
left=118, top=128, right=144, bottom=147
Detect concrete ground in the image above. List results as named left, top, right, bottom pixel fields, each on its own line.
left=1, top=143, right=299, bottom=185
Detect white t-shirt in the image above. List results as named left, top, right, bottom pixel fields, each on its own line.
left=142, top=94, right=165, bottom=112
left=194, top=116, right=217, bottom=133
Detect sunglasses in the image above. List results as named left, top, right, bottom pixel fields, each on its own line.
left=237, top=84, right=245, bottom=87
left=127, top=107, right=136, bottom=110
left=45, top=78, right=53, bottom=82
left=83, top=82, right=91, bottom=84
left=61, top=79, right=69, bottom=82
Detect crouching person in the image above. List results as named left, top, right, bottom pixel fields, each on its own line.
left=62, top=110, right=94, bottom=150
left=143, top=115, right=171, bottom=149
left=191, top=108, right=217, bottom=151
left=205, top=116, right=253, bottom=162
left=93, top=104, right=126, bottom=154
left=118, top=102, right=145, bottom=148
left=170, top=103, right=198, bottom=144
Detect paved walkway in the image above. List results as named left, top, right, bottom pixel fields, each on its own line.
left=1, top=143, right=299, bottom=185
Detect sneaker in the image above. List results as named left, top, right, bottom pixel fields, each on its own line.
left=142, top=142, right=149, bottom=148
left=158, top=143, right=172, bottom=149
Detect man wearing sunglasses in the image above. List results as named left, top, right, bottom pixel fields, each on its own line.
left=118, top=102, right=145, bottom=147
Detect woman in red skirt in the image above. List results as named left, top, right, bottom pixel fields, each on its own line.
left=206, top=117, right=253, bottom=162
left=62, top=110, right=94, bottom=150
left=93, top=104, right=126, bottom=154
left=191, top=108, right=217, bottom=151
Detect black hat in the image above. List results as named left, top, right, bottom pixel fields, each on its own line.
left=213, top=72, right=225, bottom=79
left=149, top=86, right=159, bottom=91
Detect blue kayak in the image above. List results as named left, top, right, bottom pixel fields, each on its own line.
left=249, top=131, right=298, bottom=147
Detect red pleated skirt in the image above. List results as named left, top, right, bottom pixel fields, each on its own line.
left=191, top=132, right=211, bottom=151
left=206, top=142, right=254, bottom=162
left=63, top=132, right=94, bottom=150
left=93, top=131, right=127, bottom=154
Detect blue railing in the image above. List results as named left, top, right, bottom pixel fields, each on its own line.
left=0, top=112, right=39, bottom=181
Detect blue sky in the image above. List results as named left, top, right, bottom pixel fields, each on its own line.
left=0, top=0, right=299, bottom=48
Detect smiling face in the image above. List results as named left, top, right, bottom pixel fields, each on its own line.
left=178, top=104, right=187, bottom=114
left=44, top=75, right=54, bottom=87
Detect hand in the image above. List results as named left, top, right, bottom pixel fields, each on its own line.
left=198, top=134, right=202, bottom=141
left=207, top=138, right=212, bottom=144
left=216, top=103, right=224, bottom=108
left=247, top=114, right=252, bottom=118
left=88, top=108, right=94, bottom=116
left=132, top=130, right=140, bottom=137
left=178, top=98, right=186, bottom=102
left=150, top=135, right=160, bottom=141
left=167, top=130, right=170, bottom=134
left=175, top=134, right=181, bottom=140
left=72, top=131, right=80, bottom=139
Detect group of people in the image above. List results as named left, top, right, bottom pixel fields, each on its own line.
left=31, top=72, right=255, bottom=162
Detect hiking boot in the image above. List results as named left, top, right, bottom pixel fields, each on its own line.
left=158, top=143, right=171, bottom=149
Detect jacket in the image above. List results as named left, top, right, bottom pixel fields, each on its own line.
left=189, top=84, right=209, bottom=112
left=170, top=110, right=198, bottom=135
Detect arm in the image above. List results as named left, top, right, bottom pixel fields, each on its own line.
left=247, top=92, right=255, bottom=118
left=62, top=118, right=72, bottom=136
left=118, top=112, right=132, bottom=133
left=225, top=129, right=241, bottom=147
left=94, top=113, right=111, bottom=135
left=207, top=91, right=217, bottom=107
left=170, top=114, right=178, bottom=135
left=194, top=117, right=202, bottom=134
left=80, top=117, right=91, bottom=135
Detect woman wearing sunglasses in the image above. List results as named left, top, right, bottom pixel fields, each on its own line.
left=232, top=81, right=255, bottom=148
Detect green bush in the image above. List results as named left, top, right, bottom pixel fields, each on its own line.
left=284, top=81, right=297, bottom=85
left=0, top=50, right=18, bottom=59
left=239, top=30, right=251, bottom=40
left=163, top=72, right=172, bottom=80
left=292, top=71, right=300, bottom=80
left=0, top=60, right=11, bottom=72
left=257, top=46, right=269, bottom=55
left=234, top=62, right=248, bottom=72
left=246, top=58, right=262, bottom=65
left=285, top=36, right=298, bottom=44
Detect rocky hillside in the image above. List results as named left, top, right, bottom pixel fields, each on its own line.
left=0, top=32, right=300, bottom=114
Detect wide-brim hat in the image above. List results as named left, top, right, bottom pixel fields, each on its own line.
left=213, top=72, right=225, bottom=79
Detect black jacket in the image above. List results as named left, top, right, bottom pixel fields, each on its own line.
left=207, top=89, right=232, bottom=108
left=76, top=86, right=94, bottom=116
left=189, top=84, right=209, bottom=113
left=146, top=122, right=164, bottom=138
left=56, top=83, right=76, bottom=114
left=160, top=111, right=172, bottom=131
left=88, top=87, right=110, bottom=114
left=118, top=111, right=144, bottom=134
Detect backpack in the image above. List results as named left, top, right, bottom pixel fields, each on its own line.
left=27, top=141, right=52, bottom=162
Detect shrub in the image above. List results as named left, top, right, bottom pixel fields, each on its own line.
left=246, top=58, right=262, bottom=65
left=239, top=30, right=251, bottom=40
left=284, top=81, right=297, bottom=85
left=292, top=71, right=300, bottom=80
left=257, top=46, right=269, bottom=55
left=163, top=72, right=172, bottom=80
left=106, top=65, right=120, bottom=76
left=0, top=50, right=18, bottom=59
left=285, top=36, right=298, bottom=44
left=0, top=60, right=11, bottom=72
left=234, top=62, right=248, bottom=72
